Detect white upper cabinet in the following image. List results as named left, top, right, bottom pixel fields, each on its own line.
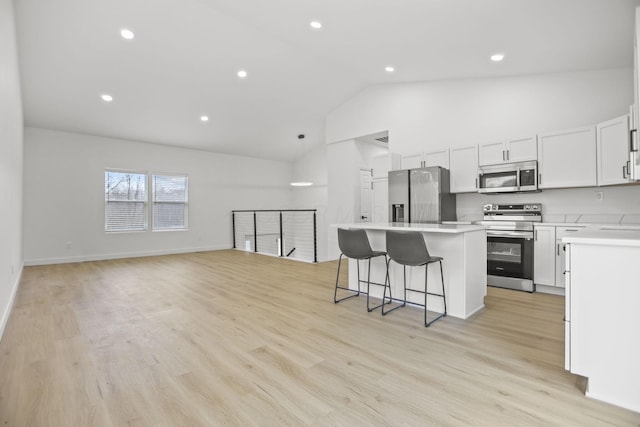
left=478, top=136, right=537, bottom=166
left=401, top=149, right=450, bottom=169
left=400, top=152, right=423, bottom=170
left=450, top=145, right=478, bottom=193
left=537, top=126, right=597, bottom=189
left=478, top=141, right=506, bottom=166
left=596, top=115, right=630, bottom=186
left=372, top=152, right=401, bottom=179
left=508, top=136, right=538, bottom=163
left=423, top=149, right=450, bottom=169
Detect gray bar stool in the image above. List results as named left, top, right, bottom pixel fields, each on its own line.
left=382, top=230, right=447, bottom=327
left=334, top=228, right=390, bottom=312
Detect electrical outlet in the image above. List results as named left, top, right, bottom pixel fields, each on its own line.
left=65, top=241, right=72, bottom=249
left=596, top=191, right=604, bottom=201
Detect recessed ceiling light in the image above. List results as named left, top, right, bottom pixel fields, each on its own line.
left=200, top=116, right=209, bottom=122
left=237, top=69, right=248, bottom=78
left=490, top=53, right=505, bottom=62
left=385, top=66, right=395, bottom=73
left=290, top=181, right=313, bottom=187
left=310, top=21, right=322, bottom=29
left=120, top=28, right=134, bottom=40
left=100, top=94, right=113, bottom=102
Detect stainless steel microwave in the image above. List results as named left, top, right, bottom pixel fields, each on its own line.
left=478, top=161, right=538, bottom=193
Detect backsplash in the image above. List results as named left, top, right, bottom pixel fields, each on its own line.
left=456, top=184, right=640, bottom=224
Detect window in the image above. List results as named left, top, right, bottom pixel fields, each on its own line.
left=105, top=170, right=148, bottom=232
left=152, top=174, right=188, bottom=230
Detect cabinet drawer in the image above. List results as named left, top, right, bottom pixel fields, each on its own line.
left=556, top=226, right=586, bottom=240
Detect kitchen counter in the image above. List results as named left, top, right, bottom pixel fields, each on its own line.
left=536, top=222, right=590, bottom=227
left=338, top=222, right=485, bottom=234
left=562, top=224, right=640, bottom=247
left=332, top=223, right=487, bottom=319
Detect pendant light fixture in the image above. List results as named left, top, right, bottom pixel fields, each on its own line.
left=290, top=134, right=313, bottom=187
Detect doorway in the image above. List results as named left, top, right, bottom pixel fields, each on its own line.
left=359, top=168, right=372, bottom=223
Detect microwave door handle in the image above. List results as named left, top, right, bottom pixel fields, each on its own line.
left=516, top=168, right=521, bottom=190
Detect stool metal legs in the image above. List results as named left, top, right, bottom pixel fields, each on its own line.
left=334, top=253, right=359, bottom=303
left=424, top=260, right=447, bottom=327
left=381, top=258, right=406, bottom=315
left=334, top=254, right=392, bottom=310
left=382, top=259, right=447, bottom=327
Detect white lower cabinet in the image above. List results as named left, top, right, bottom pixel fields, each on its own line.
left=533, top=225, right=556, bottom=286
left=565, top=241, right=640, bottom=412
left=554, top=226, right=585, bottom=288
left=535, top=225, right=586, bottom=288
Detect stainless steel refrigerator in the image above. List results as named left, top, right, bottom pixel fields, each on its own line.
left=388, top=166, right=456, bottom=223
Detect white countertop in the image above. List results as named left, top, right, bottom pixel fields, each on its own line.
left=562, top=224, right=640, bottom=247
left=334, top=222, right=485, bottom=234
left=536, top=223, right=589, bottom=227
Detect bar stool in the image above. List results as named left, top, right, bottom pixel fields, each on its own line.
left=334, top=228, right=390, bottom=312
left=382, top=230, right=447, bottom=327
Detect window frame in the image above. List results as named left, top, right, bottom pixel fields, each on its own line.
left=151, top=172, right=189, bottom=232
left=104, top=169, right=149, bottom=233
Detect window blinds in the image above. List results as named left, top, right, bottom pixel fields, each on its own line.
left=105, top=171, right=147, bottom=232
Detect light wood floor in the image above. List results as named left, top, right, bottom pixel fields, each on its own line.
left=1, top=250, right=639, bottom=426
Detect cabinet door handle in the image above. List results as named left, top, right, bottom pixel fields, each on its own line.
left=557, top=243, right=560, bottom=256
left=475, top=178, right=478, bottom=189
left=506, top=150, right=510, bottom=161
left=623, top=164, right=628, bottom=179
left=502, top=150, right=506, bottom=161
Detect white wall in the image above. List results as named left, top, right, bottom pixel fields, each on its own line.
left=324, top=68, right=638, bottom=230
left=0, top=0, right=24, bottom=338
left=325, top=139, right=388, bottom=259
left=23, top=127, right=294, bottom=265
left=327, top=68, right=633, bottom=152
left=290, top=143, right=329, bottom=261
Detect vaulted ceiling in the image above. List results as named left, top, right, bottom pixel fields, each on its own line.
left=15, top=0, right=640, bottom=161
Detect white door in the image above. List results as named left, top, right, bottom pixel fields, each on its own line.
left=372, top=179, right=388, bottom=223
left=359, top=169, right=372, bottom=223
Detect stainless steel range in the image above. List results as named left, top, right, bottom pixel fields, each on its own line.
left=480, top=203, right=542, bottom=292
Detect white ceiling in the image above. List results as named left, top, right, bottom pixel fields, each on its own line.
left=15, top=0, right=640, bottom=162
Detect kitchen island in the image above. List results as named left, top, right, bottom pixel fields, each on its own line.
left=333, top=223, right=487, bottom=320
left=563, top=225, right=640, bottom=413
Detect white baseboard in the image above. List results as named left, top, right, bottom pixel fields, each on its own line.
left=24, top=245, right=231, bottom=266
left=535, top=284, right=566, bottom=296
left=0, top=262, right=24, bottom=342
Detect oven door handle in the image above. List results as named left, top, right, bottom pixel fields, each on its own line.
left=486, top=230, right=533, bottom=238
